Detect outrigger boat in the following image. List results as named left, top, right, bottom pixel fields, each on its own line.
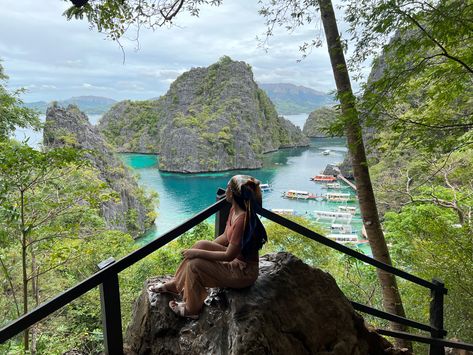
left=282, top=190, right=318, bottom=200
left=310, top=174, right=337, bottom=182
left=330, top=223, right=353, bottom=234
left=260, top=183, right=272, bottom=192
left=271, top=208, right=295, bottom=215
left=325, top=192, right=354, bottom=202
left=314, top=210, right=352, bottom=220
left=337, top=205, right=357, bottom=215
left=326, top=234, right=359, bottom=244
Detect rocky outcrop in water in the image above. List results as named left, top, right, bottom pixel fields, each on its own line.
left=43, top=104, right=156, bottom=238
left=303, top=106, right=340, bottom=138
left=324, top=160, right=354, bottom=180
left=99, top=56, right=309, bottom=173
left=124, top=252, right=407, bottom=354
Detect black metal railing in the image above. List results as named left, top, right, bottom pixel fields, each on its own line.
left=1, top=188, right=472, bottom=355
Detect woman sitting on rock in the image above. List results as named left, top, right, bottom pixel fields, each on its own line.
left=149, top=174, right=267, bottom=319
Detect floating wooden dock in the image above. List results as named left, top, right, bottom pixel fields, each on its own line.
left=337, top=174, right=357, bottom=191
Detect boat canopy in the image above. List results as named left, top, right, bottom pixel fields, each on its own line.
left=287, top=190, right=310, bottom=195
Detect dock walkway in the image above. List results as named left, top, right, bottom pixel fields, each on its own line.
left=337, top=174, right=357, bottom=191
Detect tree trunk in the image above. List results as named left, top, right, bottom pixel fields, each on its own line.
left=317, top=0, right=411, bottom=350
left=20, top=190, right=30, bottom=351
left=31, top=247, right=39, bottom=354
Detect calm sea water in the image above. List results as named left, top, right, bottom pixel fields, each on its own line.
left=12, top=113, right=370, bottom=254
left=120, top=138, right=366, bottom=250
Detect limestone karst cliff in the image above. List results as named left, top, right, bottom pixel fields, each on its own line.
left=125, top=253, right=407, bottom=355
left=43, top=104, right=156, bottom=238
left=99, top=56, right=309, bottom=173
left=303, top=106, right=340, bottom=138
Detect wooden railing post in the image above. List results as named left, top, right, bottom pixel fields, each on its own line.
left=97, top=257, right=123, bottom=355
left=215, top=188, right=230, bottom=238
left=429, top=279, right=446, bottom=355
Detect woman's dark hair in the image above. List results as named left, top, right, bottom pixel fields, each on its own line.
left=229, top=176, right=267, bottom=259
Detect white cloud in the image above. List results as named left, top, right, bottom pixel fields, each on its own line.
left=0, top=0, right=362, bottom=102
left=81, top=83, right=109, bottom=90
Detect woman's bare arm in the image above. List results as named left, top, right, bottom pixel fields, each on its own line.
left=214, top=232, right=228, bottom=246
left=182, top=243, right=240, bottom=262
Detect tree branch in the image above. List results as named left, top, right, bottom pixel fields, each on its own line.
left=0, top=255, right=21, bottom=317
left=398, top=8, right=473, bottom=75
left=160, top=0, right=185, bottom=21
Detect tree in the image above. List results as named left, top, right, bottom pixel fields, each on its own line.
left=257, top=0, right=411, bottom=348
left=0, top=62, right=41, bottom=140
left=63, top=0, right=223, bottom=41
left=318, top=0, right=410, bottom=347
left=0, top=140, right=114, bottom=351
left=384, top=202, right=473, bottom=344
left=344, top=0, right=473, bottom=154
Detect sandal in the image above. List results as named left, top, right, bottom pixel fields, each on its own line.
left=148, top=282, right=180, bottom=297
left=168, top=300, right=199, bottom=320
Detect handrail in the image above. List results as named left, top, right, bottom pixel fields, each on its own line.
left=376, top=329, right=473, bottom=351
left=259, top=208, right=447, bottom=294
left=0, top=198, right=226, bottom=343
left=350, top=301, right=438, bottom=335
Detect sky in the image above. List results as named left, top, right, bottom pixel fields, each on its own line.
left=0, top=0, right=359, bottom=103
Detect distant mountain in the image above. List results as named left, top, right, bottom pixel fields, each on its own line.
left=24, top=96, right=117, bottom=115
left=259, top=83, right=333, bottom=115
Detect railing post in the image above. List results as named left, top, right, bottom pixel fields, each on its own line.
left=429, top=279, right=446, bottom=355
left=97, top=257, right=123, bottom=355
left=215, top=188, right=230, bottom=238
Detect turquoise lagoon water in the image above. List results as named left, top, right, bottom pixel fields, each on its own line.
left=13, top=113, right=370, bottom=254
left=120, top=137, right=370, bottom=255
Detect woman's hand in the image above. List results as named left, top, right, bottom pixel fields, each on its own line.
left=182, top=249, right=200, bottom=259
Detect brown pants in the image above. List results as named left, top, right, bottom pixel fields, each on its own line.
left=173, top=242, right=258, bottom=314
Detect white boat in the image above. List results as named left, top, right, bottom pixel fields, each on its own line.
left=337, top=206, right=357, bottom=215
left=271, top=208, right=295, bottom=215
left=322, top=149, right=331, bottom=155
left=260, top=183, right=272, bottom=192
left=322, top=182, right=341, bottom=189
left=326, top=234, right=359, bottom=244
left=325, top=192, right=353, bottom=202
left=282, top=190, right=318, bottom=200
left=330, top=223, right=353, bottom=234
left=314, top=210, right=352, bottom=220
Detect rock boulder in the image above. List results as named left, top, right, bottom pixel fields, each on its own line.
left=125, top=253, right=405, bottom=354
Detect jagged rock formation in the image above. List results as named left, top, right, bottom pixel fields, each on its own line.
left=124, top=253, right=406, bottom=355
left=303, top=106, right=340, bottom=138
left=43, top=104, right=156, bottom=238
left=99, top=56, right=309, bottom=173
left=324, top=160, right=354, bottom=180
